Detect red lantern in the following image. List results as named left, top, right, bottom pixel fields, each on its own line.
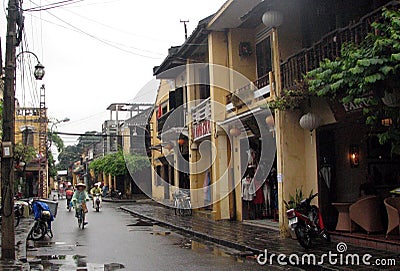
left=178, top=138, right=186, bottom=146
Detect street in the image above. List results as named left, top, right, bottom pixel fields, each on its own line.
left=27, top=200, right=279, bottom=271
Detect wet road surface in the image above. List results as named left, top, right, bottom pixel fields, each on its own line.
left=27, top=200, right=287, bottom=271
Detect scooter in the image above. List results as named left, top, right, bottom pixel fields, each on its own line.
left=28, top=201, right=54, bottom=241
left=286, top=193, right=330, bottom=249
left=94, top=193, right=102, bottom=212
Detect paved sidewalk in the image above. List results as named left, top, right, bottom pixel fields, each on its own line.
left=0, top=217, right=34, bottom=270
left=121, top=203, right=400, bottom=271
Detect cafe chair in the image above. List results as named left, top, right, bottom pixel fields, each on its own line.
left=384, top=197, right=400, bottom=238
left=349, top=195, right=384, bottom=234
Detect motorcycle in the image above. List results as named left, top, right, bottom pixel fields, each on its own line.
left=286, top=193, right=330, bottom=249
left=93, top=193, right=102, bottom=212
left=28, top=201, right=54, bottom=241
left=0, top=202, right=24, bottom=227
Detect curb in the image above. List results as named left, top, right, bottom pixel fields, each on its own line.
left=103, top=198, right=137, bottom=203
left=119, top=206, right=263, bottom=254
left=120, top=206, right=338, bottom=271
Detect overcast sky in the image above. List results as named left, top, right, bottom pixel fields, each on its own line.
left=1, top=0, right=226, bottom=145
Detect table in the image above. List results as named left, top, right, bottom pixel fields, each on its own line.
left=332, top=202, right=356, bottom=232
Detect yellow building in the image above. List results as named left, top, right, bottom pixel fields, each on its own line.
left=15, top=107, right=46, bottom=197
left=151, top=0, right=400, bottom=241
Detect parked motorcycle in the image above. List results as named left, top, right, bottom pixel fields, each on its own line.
left=0, top=202, right=24, bottom=227
left=28, top=201, right=54, bottom=241
left=286, top=193, right=330, bottom=249
left=94, top=193, right=102, bottom=212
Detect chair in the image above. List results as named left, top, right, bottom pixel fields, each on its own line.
left=384, top=197, right=400, bottom=238
left=349, top=195, right=384, bottom=234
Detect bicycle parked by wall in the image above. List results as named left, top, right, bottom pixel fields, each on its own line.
left=173, top=190, right=192, bottom=216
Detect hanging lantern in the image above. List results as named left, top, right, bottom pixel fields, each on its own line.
left=229, top=127, right=241, bottom=137
left=265, top=115, right=275, bottom=132
left=164, top=143, right=174, bottom=151
left=382, top=91, right=400, bottom=107
left=178, top=138, right=186, bottom=146
left=262, top=11, right=283, bottom=28
left=299, top=112, right=321, bottom=131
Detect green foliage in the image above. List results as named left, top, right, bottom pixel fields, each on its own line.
left=14, top=142, right=36, bottom=164
left=48, top=132, right=65, bottom=153
left=273, top=7, right=400, bottom=155
left=57, top=131, right=101, bottom=170
left=306, top=7, right=400, bottom=155
left=283, top=188, right=314, bottom=210
left=90, top=151, right=150, bottom=177
left=268, top=85, right=309, bottom=110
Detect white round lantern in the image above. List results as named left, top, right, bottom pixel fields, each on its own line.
left=262, top=11, right=283, bottom=28
left=382, top=90, right=400, bottom=107
left=299, top=113, right=321, bottom=131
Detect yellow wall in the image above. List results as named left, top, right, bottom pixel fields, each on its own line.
left=15, top=113, right=42, bottom=151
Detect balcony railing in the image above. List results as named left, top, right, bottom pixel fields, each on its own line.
left=191, top=97, right=211, bottom=124
left=227, top=71, right=273, bottom=110
left=280, top=1, right=399, bottom=90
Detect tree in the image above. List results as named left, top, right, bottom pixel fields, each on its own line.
left=89, top=151, right=150, bottom=177
left=56, top=131, right=101, bottom=170
left=306, top=7, right=400, bottom=154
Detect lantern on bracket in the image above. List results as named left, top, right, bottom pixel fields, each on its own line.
left=299, top=112, right=321, bottom=144
left=299, top=112, right=321, bottom=132
left=262, top=10, right=283, bottom=28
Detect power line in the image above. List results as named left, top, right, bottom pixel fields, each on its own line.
left=27, top=0, right=164, bottom=59
left=24, top=0, right=84, bottom=12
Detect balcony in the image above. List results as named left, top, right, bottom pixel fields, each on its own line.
left=191, top=97, right=211, bottom=124
left=227, top=71, right=274, bottom=111
left=280, top=1, right=398, bottom=90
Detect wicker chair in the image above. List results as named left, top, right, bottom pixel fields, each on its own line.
left=384, top=197, right=400, bottom=238
left=349, top=195, right=384, bottom=234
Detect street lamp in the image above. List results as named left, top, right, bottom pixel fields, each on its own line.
left=16, top=50, right=45, bottom=80
left=49, top=118, right=70, bottom=147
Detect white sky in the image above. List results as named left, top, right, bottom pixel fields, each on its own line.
left=1, top=0, right=226, bottom=145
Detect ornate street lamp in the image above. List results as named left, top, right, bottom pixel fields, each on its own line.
left=16, top=51, right=45, bottom=80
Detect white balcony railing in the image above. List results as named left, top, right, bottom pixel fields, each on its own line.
left=191, top=97, right=211, bottom=124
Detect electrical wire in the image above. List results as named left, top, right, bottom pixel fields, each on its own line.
left=27, top=0, right=163, bottom=59
left=24, top=0, right=83, bottom=12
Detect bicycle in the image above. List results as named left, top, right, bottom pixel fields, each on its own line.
left=173, top=191, right=192, bottom=216
left=75, top=203, right=87, bottom=229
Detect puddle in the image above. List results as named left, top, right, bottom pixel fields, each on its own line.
left=29, top=254, right=125, bottom=271
left=176, top=239, right=256, bottom=264
left=126, top=219, right=153, bottom=227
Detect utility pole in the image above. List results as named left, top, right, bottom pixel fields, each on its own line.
left=180, top=20, right=189, bottom=40
left=1, top=0, right=18, bottom=260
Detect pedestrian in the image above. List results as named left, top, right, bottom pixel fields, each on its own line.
left=72, top=183, right=90, bottom=225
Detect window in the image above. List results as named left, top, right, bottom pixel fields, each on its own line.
left=22, top=127, right=34, bottom=147
left=256, top=36, right=273, bottom=78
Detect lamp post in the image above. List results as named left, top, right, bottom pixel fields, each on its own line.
left=1, top=0, right=45, bottom=260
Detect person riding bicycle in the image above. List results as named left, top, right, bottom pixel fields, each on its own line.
left=65, top=184, right=74, bottom=208
left=72, top=183, right=90, bottom=225
left=90, top=182, right=103, bottom=208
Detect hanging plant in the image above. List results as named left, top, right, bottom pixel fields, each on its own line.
left=304, top=7, right=400, bottom=154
